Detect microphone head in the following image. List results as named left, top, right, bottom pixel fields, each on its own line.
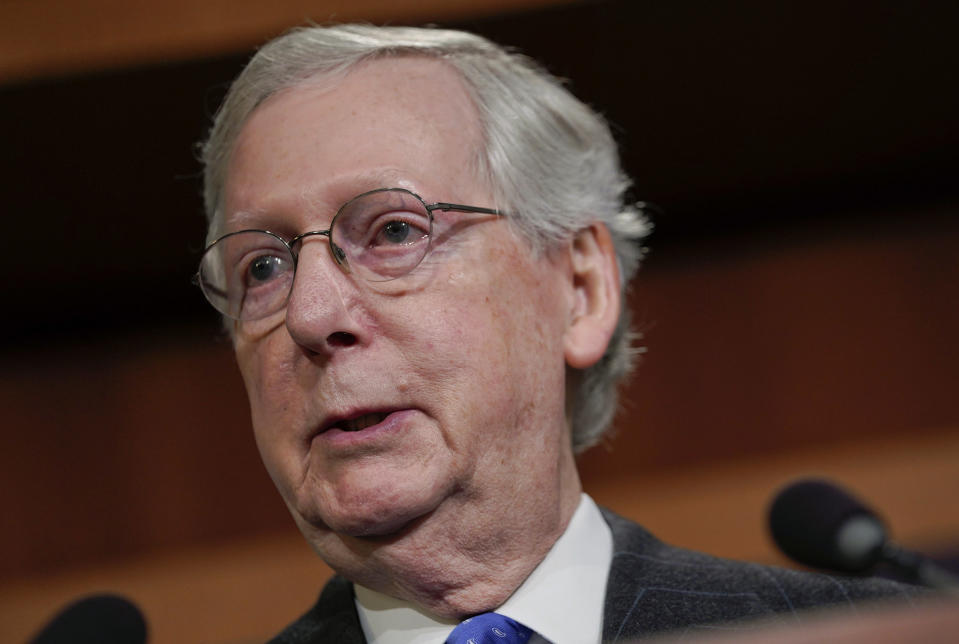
left=30, top=593, right=147, bottom=644
left=768, top=478, right=887, bottom=573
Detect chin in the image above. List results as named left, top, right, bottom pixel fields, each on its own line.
left=296, top=476, right=449, bottom=539
left=316, top=504, right=421, bottom=538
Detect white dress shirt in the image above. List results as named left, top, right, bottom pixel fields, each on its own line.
left=355, top=493, right=613, bottom=644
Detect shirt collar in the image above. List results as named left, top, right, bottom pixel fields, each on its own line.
left=355, top=493, right=613, bottom=644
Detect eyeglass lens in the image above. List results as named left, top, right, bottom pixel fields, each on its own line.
left=197, top=188, right=434, bottom=321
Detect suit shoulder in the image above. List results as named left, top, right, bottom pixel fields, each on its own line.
left=600, top=507, right=918, bottom=641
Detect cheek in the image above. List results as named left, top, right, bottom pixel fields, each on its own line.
left=236, top=335, right=277, bottom=416
left=422, top=245, right=570, bottom=420
left=234, top=333, right=299, bottom=468
left=478, top=247, right=569, bottom=352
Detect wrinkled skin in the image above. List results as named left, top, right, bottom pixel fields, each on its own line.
left=222, top=57, right=618, bottom=618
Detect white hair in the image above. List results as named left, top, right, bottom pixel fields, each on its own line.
left=200, top=24, right=650, bottom=452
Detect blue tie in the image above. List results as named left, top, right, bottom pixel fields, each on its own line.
left=445, top=612, right=534, bottom=644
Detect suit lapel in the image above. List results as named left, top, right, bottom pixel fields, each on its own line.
left=268, top=576, right=366, bottom=643
left=601, top=508, right=662, bottom=642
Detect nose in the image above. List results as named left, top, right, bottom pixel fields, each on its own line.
left=284, top=238, right=365, bottom=355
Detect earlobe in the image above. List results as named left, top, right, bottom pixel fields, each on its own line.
left=563, top=223, right=621, bottom=369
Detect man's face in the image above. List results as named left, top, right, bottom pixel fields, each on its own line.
left=223, top=58, right=581, bottom=577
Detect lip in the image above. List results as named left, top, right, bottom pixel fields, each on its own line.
left=311, top=408, right=417, bottom=448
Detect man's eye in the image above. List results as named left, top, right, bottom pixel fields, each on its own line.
left=381, top=220, right=411, bottom=244
left=371, top=217, right=428, bottom=247
left=246, top=255, right=285, bottom=283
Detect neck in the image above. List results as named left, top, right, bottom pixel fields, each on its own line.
left=306, top=453, right=582, bottom=619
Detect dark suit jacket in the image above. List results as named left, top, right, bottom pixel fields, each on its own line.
left=268, top=508, right=916, bottom=643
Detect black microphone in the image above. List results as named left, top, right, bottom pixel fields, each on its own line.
left=768, top=478, right=959, bottom=591
left=29, top=593, right=147, bottom=644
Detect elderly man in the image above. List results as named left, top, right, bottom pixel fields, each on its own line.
left=196, top=24, right=911, bottom=644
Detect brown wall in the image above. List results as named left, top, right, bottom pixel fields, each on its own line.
left=0, top=0, right=571, bottom=83
left=582, top=210, right=959, bottom=476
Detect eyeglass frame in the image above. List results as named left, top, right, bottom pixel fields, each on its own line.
left=195, top=187, right=504, bottom=321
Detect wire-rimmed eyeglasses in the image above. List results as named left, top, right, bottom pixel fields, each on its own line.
left=196, top=187, right=502, bottom=321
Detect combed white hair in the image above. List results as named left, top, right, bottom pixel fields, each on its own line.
left=200, top=24, right=650, bottom=452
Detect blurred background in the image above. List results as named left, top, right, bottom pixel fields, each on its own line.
left=1, top=0, right=957, bottom=641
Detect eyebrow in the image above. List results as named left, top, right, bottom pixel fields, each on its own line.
left=224, top=208, right=271, bottom=230
left=336, top=168, right=420, bottom=199
left=222, top=168, right=425, bottom=231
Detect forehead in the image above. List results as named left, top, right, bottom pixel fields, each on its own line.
left=223, top=56, right=486, bottom=227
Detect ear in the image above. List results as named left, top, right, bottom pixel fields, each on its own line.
left=563, top=223, right=621, bottom=369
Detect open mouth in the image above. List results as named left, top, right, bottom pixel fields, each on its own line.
left=337, top=412, right=389, bottom=432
